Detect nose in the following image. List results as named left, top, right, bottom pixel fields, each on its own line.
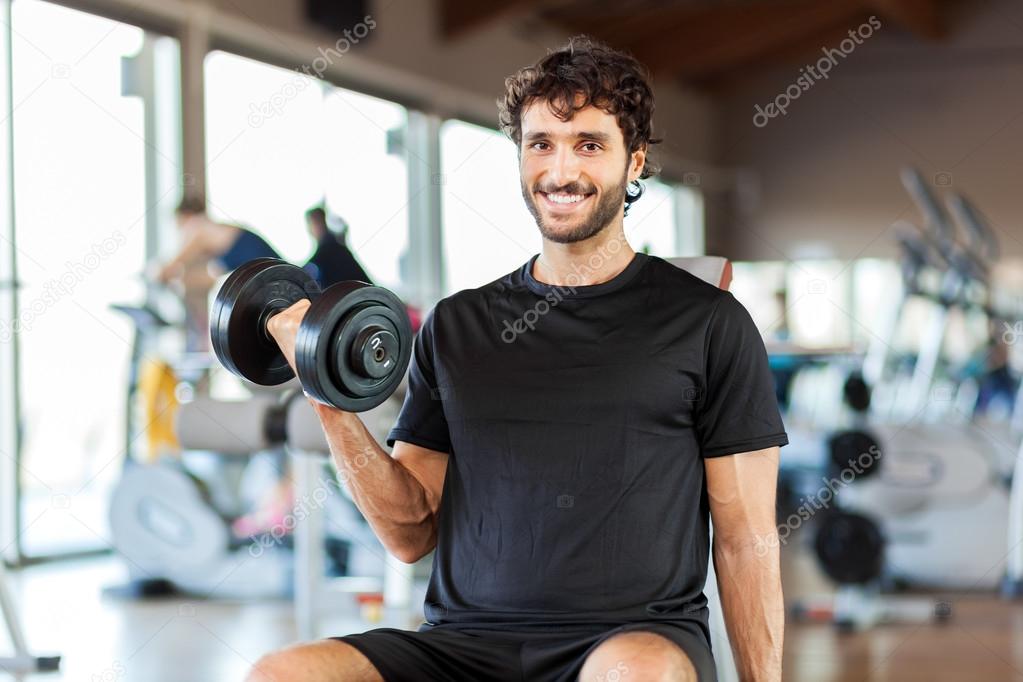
left=545, top=145, right=581, bottom=189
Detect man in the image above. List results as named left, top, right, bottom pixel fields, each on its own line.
left=303, top=206, right=374, bottom=288
left=250, top=36, right=786, bottom=682
left=156, top=198, right=280, bottom=284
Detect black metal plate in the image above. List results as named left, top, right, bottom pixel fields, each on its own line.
left=814, top=510, right=885, bottom=585
left=295, top=281, right=412, bottom=411
left=210, top=259, right=320, bottom=385
left=827, top=429, right=881, bottom=479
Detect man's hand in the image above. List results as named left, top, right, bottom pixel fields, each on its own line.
left=265, top=299, right=312, bottom=374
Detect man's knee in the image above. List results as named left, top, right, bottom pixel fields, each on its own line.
left=578, top=631, right=697, bottom=682
left=245, top=640, right=383, bottom=682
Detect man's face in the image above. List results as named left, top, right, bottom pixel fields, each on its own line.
left=519, top=100, right=645, bottom=244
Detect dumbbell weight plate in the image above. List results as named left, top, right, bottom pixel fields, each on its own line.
left=827, top=429, right=881, bottom=479
left=210, top=258, right=281, bottom=356
left=211, top=259, right=321, bottom=385
left=814, top=510, right=885, bottom=585
left=295, top=282, right=412, bottom=412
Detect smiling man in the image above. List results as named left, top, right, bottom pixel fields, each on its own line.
left=249, top=36, right=787, bottom=682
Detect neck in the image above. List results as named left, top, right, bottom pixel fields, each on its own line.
left=532, top=223, right=635, bottom=287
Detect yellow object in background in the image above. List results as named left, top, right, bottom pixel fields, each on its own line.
left=137, top=358, right=181, bottom=462
left=357, top=594, right=384, bottom=624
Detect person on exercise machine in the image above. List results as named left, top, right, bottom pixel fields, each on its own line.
left=156, top=197, right=281, bottom=285
left=303, top=206, right=374, bottom=288
left=249, top=36, right=787, bottom=682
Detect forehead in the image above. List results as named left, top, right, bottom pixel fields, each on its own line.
left=520, top=100, right=622, bottom=141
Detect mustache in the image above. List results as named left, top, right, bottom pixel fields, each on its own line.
left=534, top=183, right=595, bottom=195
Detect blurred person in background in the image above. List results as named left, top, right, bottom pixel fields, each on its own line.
left=302, top=205, right=422, bottom=331
left=154, top=197, right=292, bottom=537
left=153, top=197, right=282, bottom=350
left=156, top=197, right=281, bottom=284
left=968, top=320, right=1019, bottom=419
left=303, top=205, right=373, bottom=288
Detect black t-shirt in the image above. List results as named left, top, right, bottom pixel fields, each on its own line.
left=388, top=252, right=788, bottom=642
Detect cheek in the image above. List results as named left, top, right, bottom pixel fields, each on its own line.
left=594, top=166, right=625, bottom=191
left=520, top=159, right=545, bottom=186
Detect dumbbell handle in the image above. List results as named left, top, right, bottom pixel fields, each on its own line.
left=211, top=258, right=410, bottom=412
left=257, top=298, right=312, bottom=344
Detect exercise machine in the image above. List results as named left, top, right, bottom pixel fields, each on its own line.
left=107, top=301, right=294, bottom=599
left=108, top=391, right=296, bottom=599
left=795, top=168, right=1023, bottom=628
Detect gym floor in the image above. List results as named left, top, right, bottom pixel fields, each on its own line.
left=5, top=533, right=1023, bottom=682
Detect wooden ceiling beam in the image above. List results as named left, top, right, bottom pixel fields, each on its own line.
left=694, top=22, right=874, bottom=91
left=625, top=0, right=869, bottom=79
left=439, top=0, right=552, bottom=40
left=866, top=0, right=945, bottom=39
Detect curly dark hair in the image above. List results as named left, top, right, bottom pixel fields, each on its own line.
left=498, top=35, right=661, bottom=214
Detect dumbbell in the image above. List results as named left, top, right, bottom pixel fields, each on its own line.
left=210, top=258, right=413, bottom=412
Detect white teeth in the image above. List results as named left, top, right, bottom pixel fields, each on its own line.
left=545, top=193, right=585, bottom=204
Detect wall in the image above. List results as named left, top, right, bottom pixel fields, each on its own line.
left=716, top=0, right=1023, bottom=261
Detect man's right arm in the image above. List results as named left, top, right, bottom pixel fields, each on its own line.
left=268, top=299, right=449, bottom=563
left=310, top=402, right=448, bottom=563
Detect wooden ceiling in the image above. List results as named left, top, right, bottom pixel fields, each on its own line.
left=438, top=0, right=955, bottom=89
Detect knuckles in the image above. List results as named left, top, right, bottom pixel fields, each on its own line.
left=267, top=301, right=310, bottom=338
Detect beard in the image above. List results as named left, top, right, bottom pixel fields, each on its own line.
left=521, top=166, right=628, bottom=244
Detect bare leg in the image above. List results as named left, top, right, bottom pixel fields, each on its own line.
left=246, top=640, right=384, bottom=682
left=578, top=631, right=697, bottom=682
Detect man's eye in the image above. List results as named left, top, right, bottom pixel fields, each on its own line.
left=581, top=143, right=601, bottom=152
left=531, top=142, right=549, bottom=151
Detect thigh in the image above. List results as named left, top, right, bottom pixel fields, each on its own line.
left=603, top=623, right=716, bottom=682
left=519, top=622, right=716, bottom=682
left=334, top=627, right=523, bottom=682
left=247, top=639, right=382, bottom=682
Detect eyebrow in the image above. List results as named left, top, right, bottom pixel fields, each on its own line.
left=522, top=130, right=612, bottom=144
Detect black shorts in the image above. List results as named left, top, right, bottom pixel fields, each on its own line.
left=332, top=620, right=716, bottom=682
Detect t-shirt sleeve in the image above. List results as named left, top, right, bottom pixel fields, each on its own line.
left=386, top=303, right=452, bottom=452
left=696, top=292, right=788, bottom=458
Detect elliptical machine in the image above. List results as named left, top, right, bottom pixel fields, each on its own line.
left=105, top=301, right=294, bottom=599
left=796, top=168, right=1023, bottom=627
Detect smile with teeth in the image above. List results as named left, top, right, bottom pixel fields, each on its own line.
left=542, top=192, right=591, bottom=205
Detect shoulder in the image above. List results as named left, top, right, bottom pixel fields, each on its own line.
left=642, top=255, right=731, bottom=312
left=643, top=255, right=724, bottom=292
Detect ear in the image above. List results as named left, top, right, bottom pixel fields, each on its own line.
left=628, top=145, right=647, bottom=183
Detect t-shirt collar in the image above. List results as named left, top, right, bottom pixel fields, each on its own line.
left=522, top=251, right=648, bottom=299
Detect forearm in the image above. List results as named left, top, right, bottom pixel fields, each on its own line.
left=311, top=401, right=436, bottom=562
left=714, top=537, right=784, bottom=682
left=168, top=233, right=211, bottom=270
